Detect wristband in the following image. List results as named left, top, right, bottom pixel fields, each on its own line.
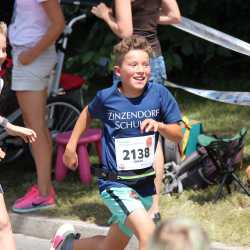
left=0, top=117, right=9, bottom=129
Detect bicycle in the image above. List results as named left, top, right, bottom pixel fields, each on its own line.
left=0, top=2, right=89, bottom=165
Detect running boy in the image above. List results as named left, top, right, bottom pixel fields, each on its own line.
left=50, top=35, right=182, bottom=250
left=0, top=21, right=36, bottom=250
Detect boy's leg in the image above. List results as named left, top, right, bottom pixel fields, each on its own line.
left=50, top=223, right=130, bottom=250
left=0, top=192, right=16, bottom=250
left=148, top=139, right=164, bottom=221
left=73, top=224, right=130, bottom=250
left=126, top=208, right=155, bottom=250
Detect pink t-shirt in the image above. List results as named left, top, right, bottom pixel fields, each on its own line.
left=9, top=0, right=50, bottom=47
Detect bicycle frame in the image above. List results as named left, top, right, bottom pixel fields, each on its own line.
left=48, top=13, right=87, bottom=96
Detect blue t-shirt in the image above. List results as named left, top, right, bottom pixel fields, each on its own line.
left=88, top=82, right=181, bottom=196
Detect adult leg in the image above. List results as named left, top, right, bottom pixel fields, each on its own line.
left=126, top=208, right=155, bottom=250
left=148, top=139, right=164, bottom=220
left=16, top=90, right=52, bottom=196
left=0, top=194, right=16, bottom=250
left=148, top=56, right=167, bottom=220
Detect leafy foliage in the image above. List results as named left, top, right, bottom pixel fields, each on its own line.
left=62, top=1, right=250, bottom=85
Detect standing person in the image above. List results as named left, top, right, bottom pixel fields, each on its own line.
left=8, top=0, right=65, bottom=213
left=0, top=21, right=37, bottom=250
left=50, top=35, right=182, bottom=250
left=91, top=0, right=181, bottom=220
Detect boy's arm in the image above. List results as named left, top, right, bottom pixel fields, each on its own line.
left=63, top=106, right=92, bottom=169
left=140, top=119, right=183, bottom=143
left=158, top=0, right=181, bottom=25
left=158, top=122, right=182, bottom=142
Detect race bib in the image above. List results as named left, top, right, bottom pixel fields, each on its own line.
left=115, top=134, right=155, bottom=171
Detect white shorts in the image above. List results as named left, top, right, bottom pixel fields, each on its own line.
left=11, top=45, right=57, bottom=91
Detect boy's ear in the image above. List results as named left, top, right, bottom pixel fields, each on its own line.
left=114, top=66, right=121, bottom=77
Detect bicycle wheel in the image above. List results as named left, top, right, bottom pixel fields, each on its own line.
left=46, top=96, right=82, bottom=140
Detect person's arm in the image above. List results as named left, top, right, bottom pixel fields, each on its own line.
left=0, top=147, right=6, bottom=160
left=158, top=122, right=182, bottom=142
left=63, top=106, right=92, bottom=169
left=0, top=116, right=37, bottom=143
left=158, top=0, right=181, bottom=25
left=18, top=0, right=65, bottom=65
left=140, top=119, right=182, bottom=143
left=91, top=0, right=133, bottom=38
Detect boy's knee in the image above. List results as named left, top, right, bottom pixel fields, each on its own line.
left=137, top=223, right=155, bottom=246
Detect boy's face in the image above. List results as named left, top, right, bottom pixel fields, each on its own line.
left=114, top=49, right=151, bottom=95
left=0, top=34, right=7, bottom=65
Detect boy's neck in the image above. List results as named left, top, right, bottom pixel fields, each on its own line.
left=118, top=83, right=146, bottom=98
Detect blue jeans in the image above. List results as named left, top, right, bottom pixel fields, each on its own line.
left=113, top=55, right=167, bottom=85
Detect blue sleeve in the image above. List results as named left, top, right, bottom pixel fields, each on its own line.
left=88, top=91, right=104, bottom=119
left=159, top=86, right=182, bottom=124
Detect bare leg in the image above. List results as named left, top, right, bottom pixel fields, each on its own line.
left=16, top=90, right=52, bottom=196
left=72, top=224, right=130, bottom=250
left=0, top=194, right=16, bottom=250
left=71, top=208, right=154, bottom=250
left=126, top=208, right=155, bottom=250
left=148, top=139, right=164, bottom=219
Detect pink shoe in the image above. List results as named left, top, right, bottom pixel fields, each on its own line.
left=16, top=185, right=56, bottom=203
left=15, top=185, right=39, bottom=203
left=12, top=186, right=56, bottom=213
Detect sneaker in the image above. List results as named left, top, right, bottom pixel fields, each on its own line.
left=50, top=224, right=80, bottom=250
left=15, top=185, right=56, bottom=203
left=15, top=185, right=39, bottom=203
left=12, top=189, right=56, bottom=213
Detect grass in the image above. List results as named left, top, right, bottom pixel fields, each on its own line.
left=2, top=81, right=250, bottom=247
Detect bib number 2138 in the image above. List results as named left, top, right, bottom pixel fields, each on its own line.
left=115, top=135, right=155, bottom=171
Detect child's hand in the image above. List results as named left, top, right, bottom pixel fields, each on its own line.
left=63, top=146, right=78, bottom=171
left=6, top=124, right=37, bottom=143
left=0, top=147, right=6, bottom=160
left=140, top=119, right=160, bottom=133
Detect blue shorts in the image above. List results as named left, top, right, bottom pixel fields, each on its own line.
left=100, top=187, right=153, bottom=237
left=113, top=55, right=167, bottom=85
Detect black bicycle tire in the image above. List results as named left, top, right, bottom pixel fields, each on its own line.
left=46, top=96, right=82, bottom=140
left=0, top=96, right=82, bottom=166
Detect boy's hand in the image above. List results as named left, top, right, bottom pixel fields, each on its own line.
left=63, top=146, right=78, bottom=170
left=140, top=119, right=160, bottom=133
left=6, top=124, right=37, bottom=143
left=0, top=147, right=6, bottom=160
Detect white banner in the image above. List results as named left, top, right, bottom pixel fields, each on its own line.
left=172, top=17, right=250, bottom=56
left=165, top=81, right=250, bottom=106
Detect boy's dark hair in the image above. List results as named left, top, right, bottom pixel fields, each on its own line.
left=113, top=35, right=153, bottom=65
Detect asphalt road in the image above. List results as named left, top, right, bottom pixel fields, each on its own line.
left=15, top=234, right=50, bottom=250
